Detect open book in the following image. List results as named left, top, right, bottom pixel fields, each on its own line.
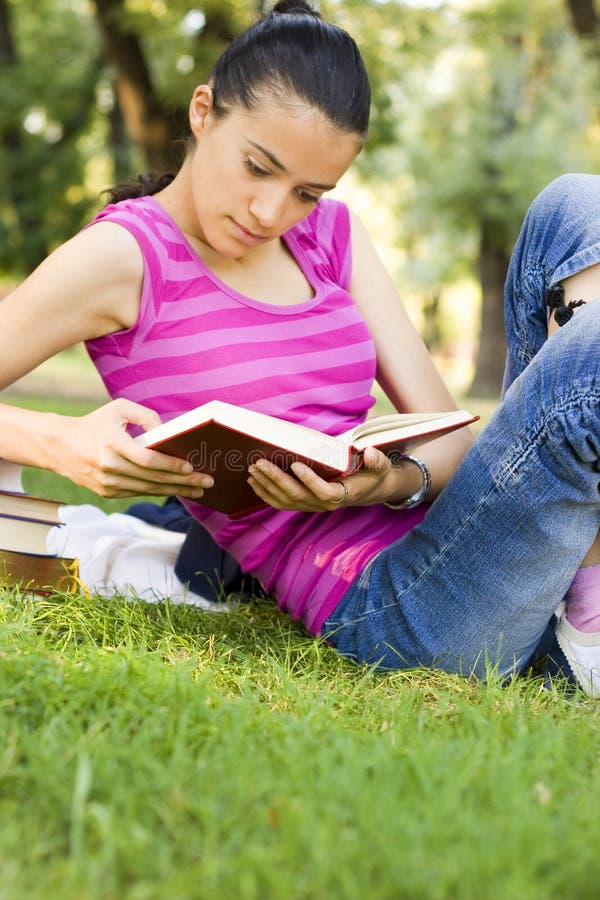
left=136, top=400, right=477, bottom=517
left=0, top=489, right=79, bottom=595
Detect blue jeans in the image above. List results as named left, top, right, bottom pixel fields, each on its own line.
left=323, top=174, right=600, bottom=675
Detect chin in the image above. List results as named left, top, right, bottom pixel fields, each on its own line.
left=222, top=243, right=253, bottom=260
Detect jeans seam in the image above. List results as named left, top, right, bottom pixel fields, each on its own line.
left=513, top=261, right=552, bottom=367
left=496, top=388, right=600, bottom=489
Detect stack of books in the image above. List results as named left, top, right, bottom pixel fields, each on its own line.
left=0, top=463, right=79, bottom=595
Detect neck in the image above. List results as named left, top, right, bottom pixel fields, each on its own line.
left=153, top=158, right=195, bottom=233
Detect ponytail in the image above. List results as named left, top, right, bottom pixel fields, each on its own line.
left=103, top=172, right=176, bottom=205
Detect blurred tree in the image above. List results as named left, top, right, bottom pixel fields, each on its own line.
left=565, top=0, right=599, bottom=129
left=0, top=0, right=425, bottom=278
left=0, top=0, right=255, bottom=275
left=92, top=0, right=252, bottom=174
left=323, top=0, right=449, bottom=157
left=93, top=0, right=183, bottom=173
left=0, top=0, right=102, bottom=273
left=381, top=0, right=597, bottom=396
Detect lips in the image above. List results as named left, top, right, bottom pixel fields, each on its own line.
left=231, top=218, right=267, bottom=245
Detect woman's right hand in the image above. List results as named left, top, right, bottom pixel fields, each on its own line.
left=45, top=398, right=213, bottom=500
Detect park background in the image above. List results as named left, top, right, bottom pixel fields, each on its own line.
left=2, top=0, right=600, bottom=401
left=1, top=2, right=600, bottom=899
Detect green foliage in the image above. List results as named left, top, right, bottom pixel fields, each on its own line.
left=0, top=0, right=255, bottom=274
left=383, top=0, right=598, bottom=286
left=0, top=0, right=103, bottom=272
left=324, top=0, right=451, bottom=154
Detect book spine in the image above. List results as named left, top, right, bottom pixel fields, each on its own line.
left=0, top=511, right=64, bottom=526
left=343, top=450, right=365, bottom=477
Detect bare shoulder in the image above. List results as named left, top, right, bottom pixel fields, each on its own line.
left=47, top=220, right=145, bottom=330
left=347, top=206, right=374, bottom=261
left=10, top=220, right=144, bottom=336
left=0, top=220, right=146, bottom=387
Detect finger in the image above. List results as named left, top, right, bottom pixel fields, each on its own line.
left=362, top=446, right=392, bottom=472
left=248, top=460, right=309, bottom=506
left=110, top=397, right=163, bottom=432
left=247, top=473, right=284, bottom=506
left=111, top=435, right=209, bottom=478
left=101, top=444, right=215, bottom=484
left=96, top=401, right=204, bottom=477
left=93, top=476, right=209, bottom=499
left=89, top=449, right=215, bottom=496
left=290, top=461, right=350, bottom=503
left=90, top=470, right=212, bottom=500
left=248, top=460, right=334, bottom=511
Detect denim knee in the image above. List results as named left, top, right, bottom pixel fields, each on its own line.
left=505, top=303, right=600, bottom=486
left=525, top=173, right=600, bottom=286
left=529, top=173, right=600, bottom=228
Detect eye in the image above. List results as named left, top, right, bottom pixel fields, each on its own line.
left=296, top=189, right=321, bottom=205
left=244, top=156, right=270, bottom=177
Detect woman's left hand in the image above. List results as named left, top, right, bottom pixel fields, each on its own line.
left=247, top=446, right=399, bottom=512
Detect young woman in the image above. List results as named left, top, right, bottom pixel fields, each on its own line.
left=0, top=1, right=598, bottom=692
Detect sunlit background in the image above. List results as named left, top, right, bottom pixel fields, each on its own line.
left=0, top=0, right=597, bottom=401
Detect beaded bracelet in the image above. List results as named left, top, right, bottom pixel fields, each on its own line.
left=384, top=453, right=432, bottom=510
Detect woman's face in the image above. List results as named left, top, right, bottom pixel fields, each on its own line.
left=187, top=87, right=361, bottom=258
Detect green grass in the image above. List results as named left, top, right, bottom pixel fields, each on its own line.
left=2, top=591, right=600, bottom=900
left=2, top=392, right=599, bottom=899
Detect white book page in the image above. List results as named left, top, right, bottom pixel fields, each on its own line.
left=350, top=410, right=473, bottom=443
left=0, top=460, right=24, bottom=493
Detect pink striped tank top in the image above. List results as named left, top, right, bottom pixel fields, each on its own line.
left=85, top=195, right=426, bottom=634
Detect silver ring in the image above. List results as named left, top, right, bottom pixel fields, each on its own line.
left=331, top=480, right=349, bottom=504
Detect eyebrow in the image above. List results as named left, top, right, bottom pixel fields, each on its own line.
left=247, top=140, right=337, bottom=191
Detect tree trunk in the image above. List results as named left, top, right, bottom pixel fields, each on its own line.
left=93, top=0, right=187, bottom=173
left=467, top=221, right=509, bottom=398
left=566, top=0, right=599, bottom=36
left=108, top=77, right=133, bottom=184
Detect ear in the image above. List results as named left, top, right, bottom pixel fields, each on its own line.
left=189, top=85, right=214, bottom=137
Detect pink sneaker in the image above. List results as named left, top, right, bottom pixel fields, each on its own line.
left=555, top=602, right=600, bottom=697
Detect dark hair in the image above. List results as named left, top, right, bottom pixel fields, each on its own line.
left=105, top=0, right=370, bottom=204
left=104, top=172, right=176, bottom=205
left=211, top=0, right=370, bottom=139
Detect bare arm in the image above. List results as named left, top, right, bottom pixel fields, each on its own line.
left=0, top=223, right=211, bottom=499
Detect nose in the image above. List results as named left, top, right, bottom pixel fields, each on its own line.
left=248, top=184, right=289, bottom=229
